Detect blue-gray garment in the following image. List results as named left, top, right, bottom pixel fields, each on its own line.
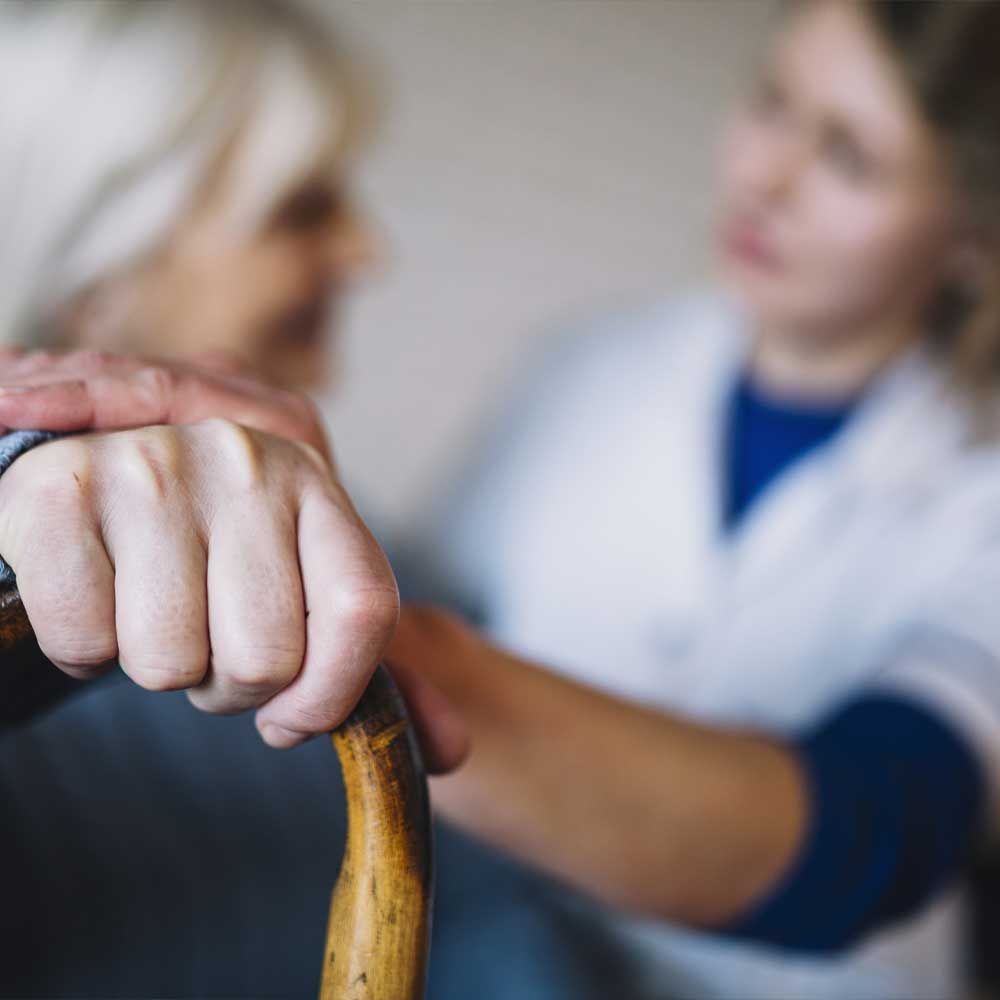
left=0, top=430, right=634, bottom=999
left=1, top=675, right=629, bottom=999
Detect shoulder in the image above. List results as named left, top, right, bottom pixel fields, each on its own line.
left=848, top=352, right=1000, bottom=565
left=902, top=440, right=1000, bottom=569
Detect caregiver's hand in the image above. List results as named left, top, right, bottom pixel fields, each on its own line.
left=0, top=419, right=397, bottom=749
left=0, top=348, right=333, bottom=464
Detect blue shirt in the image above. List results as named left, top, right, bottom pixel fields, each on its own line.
left=725, top=374, right=852, bottom=530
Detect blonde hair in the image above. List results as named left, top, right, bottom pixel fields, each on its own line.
left=0, top=0, right=354, bottom=346
left=859, top=1, right=1000, bottom=392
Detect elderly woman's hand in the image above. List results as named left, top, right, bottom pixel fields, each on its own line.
left=0, top=348, right=334, bottom=465
left=0, top=419, right=397, bottom=749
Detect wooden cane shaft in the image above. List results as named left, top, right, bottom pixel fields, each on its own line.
left=322, top=665, right=433, bottom=999
left=0, top=584, right=35, bottom=649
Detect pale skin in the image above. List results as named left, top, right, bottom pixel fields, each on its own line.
left=0, top=0, right=991, bottom=926
left=717, top=0, right=981, bottom=402
left=0, top=365, right=401, bottom=752
left=0, top=352, right=467, bottom=768
left=64, top=140, right=379, bottom=391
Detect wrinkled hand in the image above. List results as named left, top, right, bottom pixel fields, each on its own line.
left=0, top=349, right=469, bottom=771
left=0, top=419, right=395, bottom=748
left=0, top=348, right=333, bottom=465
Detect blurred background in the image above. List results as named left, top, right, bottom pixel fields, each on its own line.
left=318, top=0, right=775, bottom=531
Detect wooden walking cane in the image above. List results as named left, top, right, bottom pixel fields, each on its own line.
left=0, top=581, right=433, bottom=1000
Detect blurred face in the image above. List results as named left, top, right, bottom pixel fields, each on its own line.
left=716, top=0, right=962, bottom=344
left=72, top=147, right=376, bottom=390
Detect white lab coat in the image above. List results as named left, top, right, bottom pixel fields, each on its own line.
left=423, top=288, right=1000, bottom=999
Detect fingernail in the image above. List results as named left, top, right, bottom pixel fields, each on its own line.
left=259, top=723, right=305, bottom=748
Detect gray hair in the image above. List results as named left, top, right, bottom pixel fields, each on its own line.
left=0, top=0, right=351, bottom=346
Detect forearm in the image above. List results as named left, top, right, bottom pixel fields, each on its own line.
left=399, top=615, right=807, bottom=926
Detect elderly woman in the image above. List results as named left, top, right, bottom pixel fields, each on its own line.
left=0, top=2, right=616, bottom=998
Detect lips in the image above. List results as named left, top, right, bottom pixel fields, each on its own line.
left=723, top=217, right=784, bottom=271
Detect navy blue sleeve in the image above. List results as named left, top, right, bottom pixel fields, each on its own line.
left=720, top=693, right=987, bottom=952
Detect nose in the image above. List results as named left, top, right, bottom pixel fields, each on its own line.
left=325, top=201, right=384, bottom=284
left=746, top=126, right=808, bottom=205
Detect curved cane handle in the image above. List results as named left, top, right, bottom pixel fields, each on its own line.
left=0, top=584, right=432, bottom=1000
left=323, top=664, right=433, bottom=999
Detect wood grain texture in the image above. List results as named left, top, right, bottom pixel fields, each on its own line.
left=322, top=664, right=433, bottom=1000
left=0, top=581, right=35, bottom=649
left=0, top=581, right=433, bottom=1000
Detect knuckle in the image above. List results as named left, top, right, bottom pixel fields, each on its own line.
left=123, top=649, right=207, bottom=692
left=217, top=642, right=302, bottom=692
left=197, top=418, right=265, bottom=488
left=40, top=632, right=117, bottom=671
left=292, top=438, right=330, bottom=476
left=185, top=686, right=237, bottom=716
left=135, top=363, right=180, bottom=401
left=183, top=686, right=216, bottom=713
left=113, top=427, right=184, bottom=501
left=330, top=580, right=400, bottom=636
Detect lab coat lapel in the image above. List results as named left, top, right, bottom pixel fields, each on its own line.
left=640, top=292, right=746, bottom=660
left=719, top=341, right=961, bottom=611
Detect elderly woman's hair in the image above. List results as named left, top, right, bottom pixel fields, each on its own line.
left=0, top=0, right=356, bottom=346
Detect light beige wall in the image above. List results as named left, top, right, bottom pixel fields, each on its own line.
left=319, top=1, right=777, bottom=532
